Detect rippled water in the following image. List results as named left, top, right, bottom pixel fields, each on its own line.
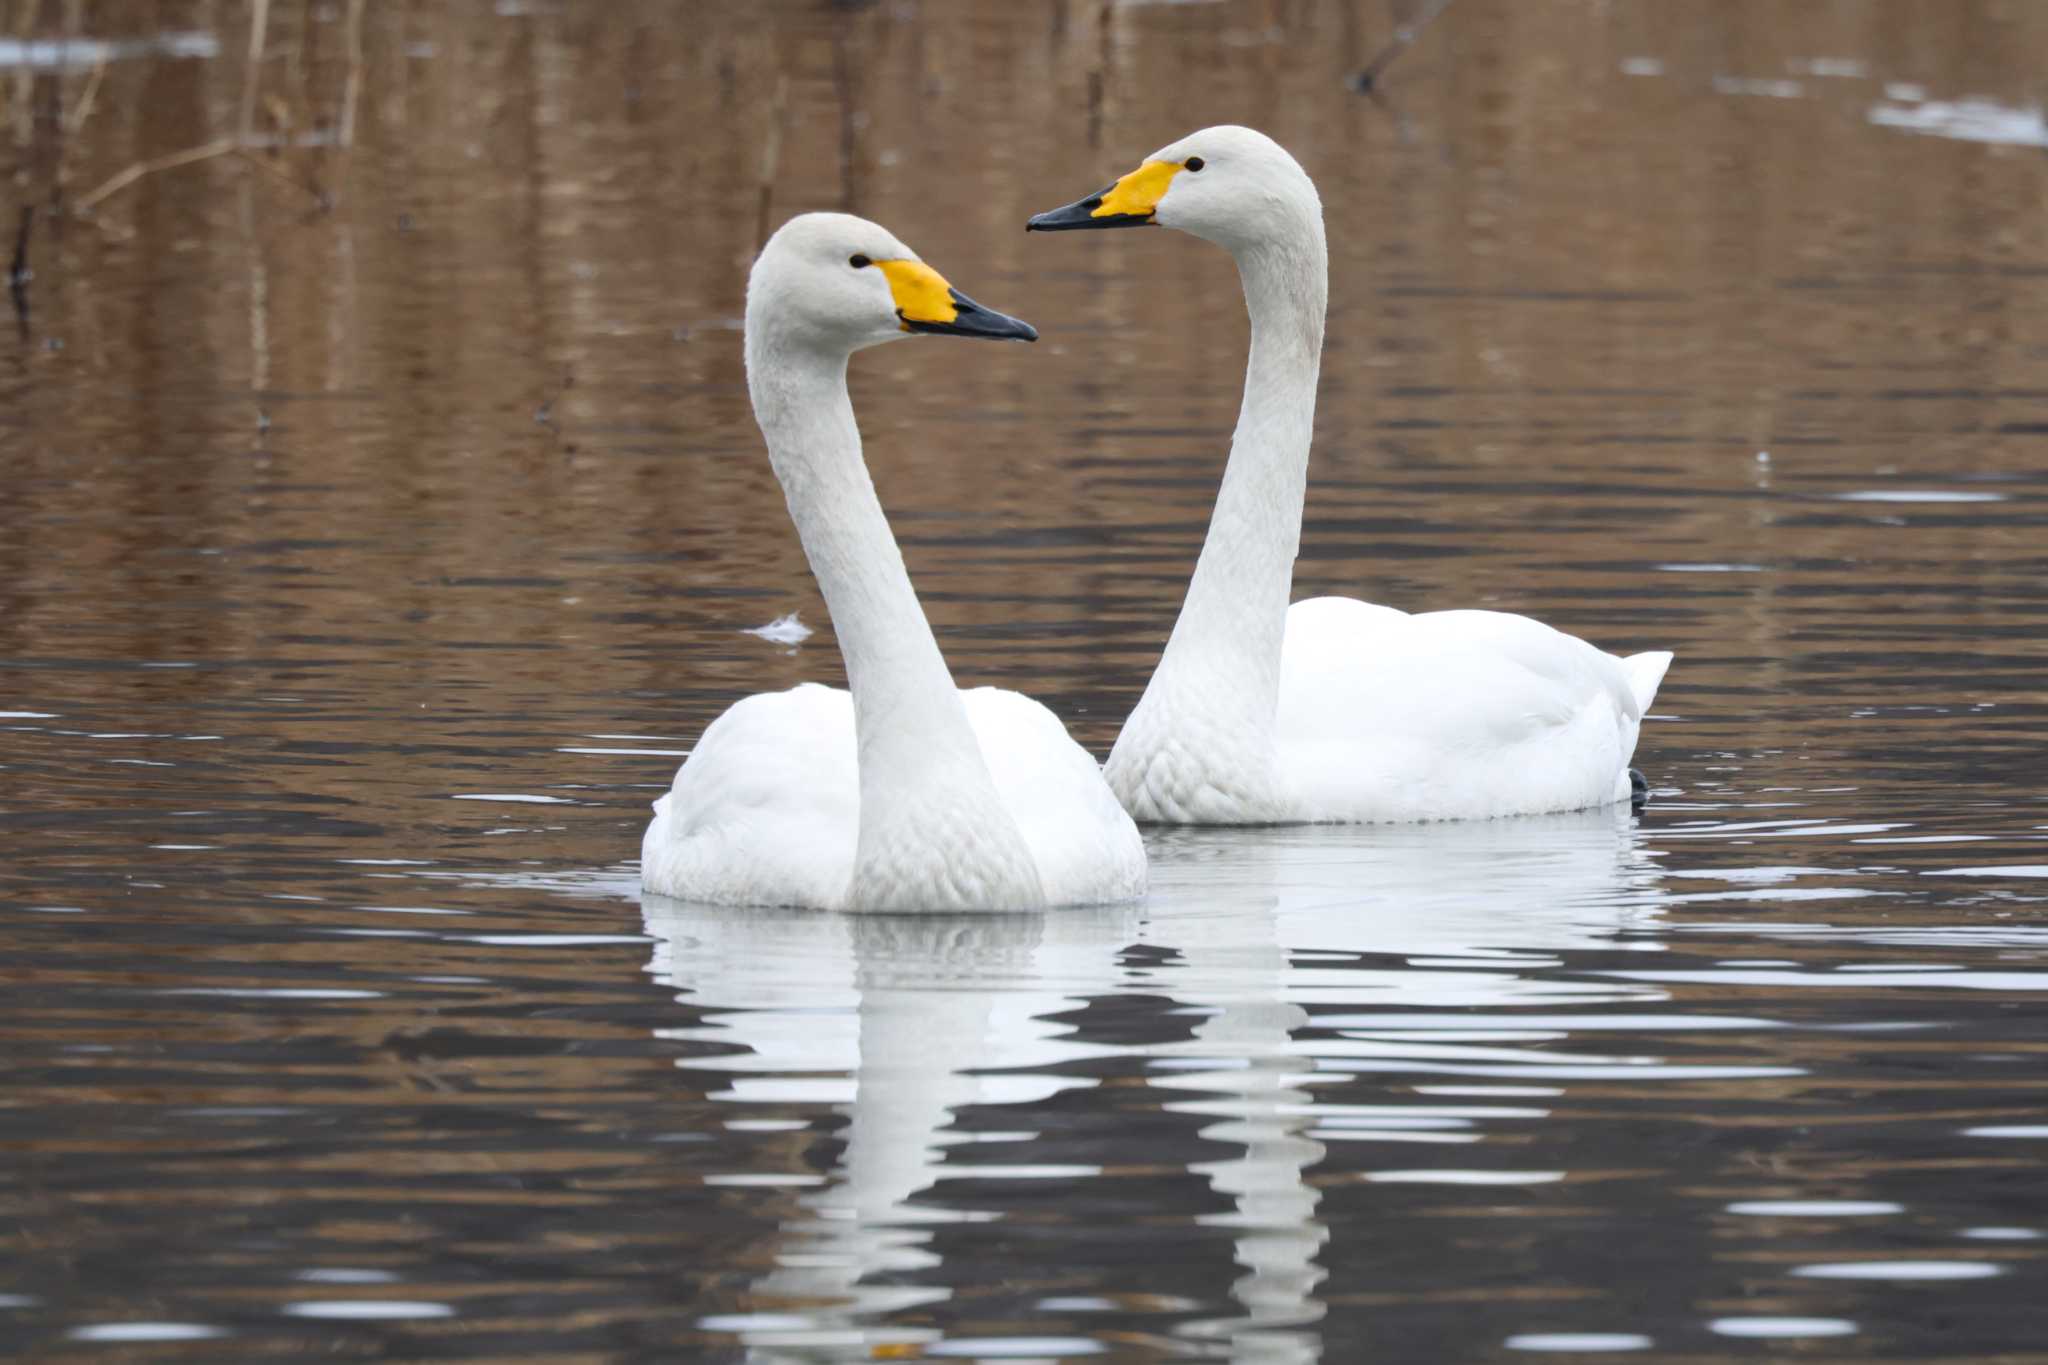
left=4, top=1, right=2048, bottom=1359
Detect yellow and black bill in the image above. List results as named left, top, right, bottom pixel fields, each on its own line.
left=1026, top=160, right=1181, bottom=231
left=877, top=259, right=1038, bottom=341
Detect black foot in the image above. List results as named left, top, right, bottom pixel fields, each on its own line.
left=1628, top=768, right=1649, bottom=811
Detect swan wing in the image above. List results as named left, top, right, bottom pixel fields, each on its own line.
left=640, top=683, right=1143, bottom=909
left=1276, top=597, right=1662, bottom=820
left=1621, top=649, right=1675, bottom=715
left=641, top=682, right=859, bottom=909
left=963, top=687, right=1148, bottom=905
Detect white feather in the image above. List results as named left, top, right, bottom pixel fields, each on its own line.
left=641, top=214, right=1145, bottom=910
left=642, top=682, right=1146, bottom=910
left=1069, top=127, right=1674, bottom=825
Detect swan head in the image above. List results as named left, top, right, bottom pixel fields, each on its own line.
left=1025, top=125, right=1320, bottom=255
left=748, top=213, right=1037, bottom=355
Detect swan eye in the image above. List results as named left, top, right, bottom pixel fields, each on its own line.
left=848, top=254, right=872, bottom=269
left=1184, top=156, right=1205, bottom=172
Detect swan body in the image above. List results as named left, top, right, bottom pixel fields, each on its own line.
left=641, top=214, right=1145, bottom=910
left=643, top=682, right=1147, bottom=909
left=1028, top=127, right=1673, bottom=825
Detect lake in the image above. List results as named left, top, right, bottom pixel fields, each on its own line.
left=2, top=1, right=2046, bottom=1358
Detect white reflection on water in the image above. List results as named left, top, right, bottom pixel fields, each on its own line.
left=1603, top=967, right=2048, bottom=992
left=0, top=31, right=217, bottom=69
left=1710, top=1316, right=1857, bottom=1338
left=280, top=1300, right=457, bottom=1320
left=640, top=807, right=1673, bottom=1359
left=1504, top=1332, right=1652, bottom=1352
left=1794, top=1261, right=2004, bottom=1281
left=642, top=900, right=1134, bottom=1357
left=1727, top=1200, right=1902, bottom=1217
left=65, top=1322, right=229, bottom=1342
left=1868, top=96, right=2048, bottom=147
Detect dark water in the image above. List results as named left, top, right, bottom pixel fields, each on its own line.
left=4, top=0, right=2048, bottom=1358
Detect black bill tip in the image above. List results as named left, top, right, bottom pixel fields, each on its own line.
left=902, top=287, right=1037, bottom=342
left=1025, top=185, right=1154, bottom=232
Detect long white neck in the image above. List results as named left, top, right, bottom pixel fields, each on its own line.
left=746, top=334, right=1045, bottom=908
left=1106, top=210, right=1327, bottom=822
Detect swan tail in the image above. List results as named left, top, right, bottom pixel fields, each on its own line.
left=1622, top=651, right=1674, bottom=713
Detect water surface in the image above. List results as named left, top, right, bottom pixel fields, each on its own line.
left=3, top=1, right=2047, bottom=1358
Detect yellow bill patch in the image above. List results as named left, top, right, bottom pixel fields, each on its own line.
left=1095, top=160, right=1183, bottom=219
left=876, top=259, right=958, bottom=331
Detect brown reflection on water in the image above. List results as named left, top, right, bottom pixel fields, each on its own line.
left=5, top=2, right=2046, bottom=719
left=4, top=0, right=2048, bottom=1358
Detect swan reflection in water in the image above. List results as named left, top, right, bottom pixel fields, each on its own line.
left=641, top=806, right=1663, bottom=1360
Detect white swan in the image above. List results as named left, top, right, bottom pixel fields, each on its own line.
left=1028, top=126, right=1674, bottom=825
left=641, top=213, right=1145, bottom=911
